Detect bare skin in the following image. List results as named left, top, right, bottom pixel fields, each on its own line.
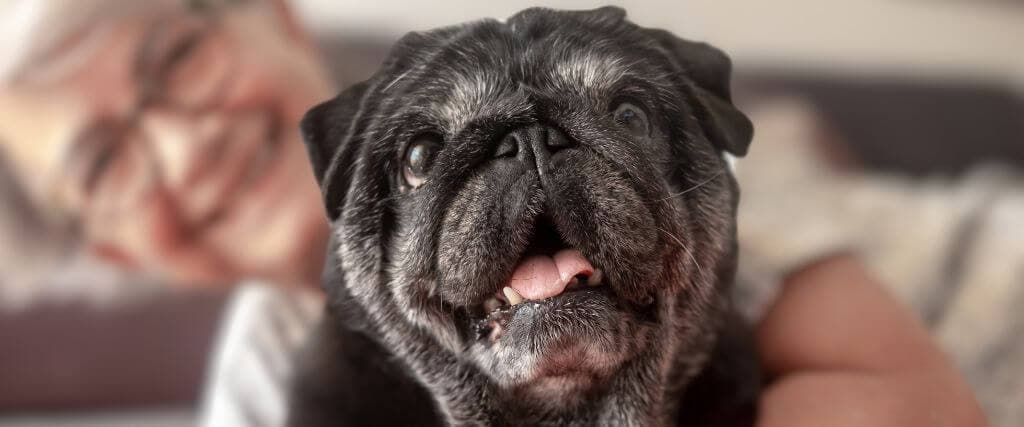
left=0, top=1, right=333, bottom=288
left=756, top=255, right=989, bottom=427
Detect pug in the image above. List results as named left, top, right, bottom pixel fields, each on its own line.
left=287, top=6, right=758, bottom=426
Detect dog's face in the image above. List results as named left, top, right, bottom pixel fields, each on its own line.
left=302, top=7, right=751, bottom=409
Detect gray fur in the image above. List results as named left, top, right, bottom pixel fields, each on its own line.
left=290, top=6, right=755, bottom=426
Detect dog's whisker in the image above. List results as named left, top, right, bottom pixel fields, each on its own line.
left=383, top=68, right=414, bottom=92
left=656, top=170, right=724, bottom=202
left=657, top=226, right=704, bottom=278
left=683, top=243, right=705, bottom=278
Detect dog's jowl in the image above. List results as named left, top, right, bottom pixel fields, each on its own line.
left=288, top=7, right=758, bottom=426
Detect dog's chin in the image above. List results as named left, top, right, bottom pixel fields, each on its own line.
left=462, top=268, right=656, bottom=403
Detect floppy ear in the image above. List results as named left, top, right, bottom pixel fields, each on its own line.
left=568, top=6, right=627, bottom=25
left=300, top=81, right=370, bottom=221
left=647, top=30, right=753, bottom=156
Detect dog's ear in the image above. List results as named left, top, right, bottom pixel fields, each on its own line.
left=568, top=6, right=626, bottom=25
left=647, top=29, right=753, bottom=157
left=301, top=81, right=369, bottom=221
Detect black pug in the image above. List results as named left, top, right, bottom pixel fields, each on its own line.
left=288, top=6, right=759, bottom=426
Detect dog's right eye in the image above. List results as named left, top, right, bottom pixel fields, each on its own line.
left=611, top=101, right=650, bottom=138
left=403, top=134, right=442, bottom=188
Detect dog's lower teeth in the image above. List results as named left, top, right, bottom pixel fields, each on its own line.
left=503, top=286, right=525, bottom=305
left=587, top=269, right=603, bottom=286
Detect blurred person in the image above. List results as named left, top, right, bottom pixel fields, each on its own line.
left=0, top=0, right=335, bottom=304
left=734, top=97, right=1020, bottom=425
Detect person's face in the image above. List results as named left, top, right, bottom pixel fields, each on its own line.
left=0, top=4, right=335, bottom=287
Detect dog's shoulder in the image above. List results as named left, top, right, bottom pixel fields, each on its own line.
left=675, top=311, right=760, bottom=427
left=286, top=308, right=442, bottom=426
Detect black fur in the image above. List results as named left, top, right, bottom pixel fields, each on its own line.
left=289, top=7, right=758, bottom=426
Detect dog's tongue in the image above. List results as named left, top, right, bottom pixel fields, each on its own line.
left=508, top=248, right=594, bottom=300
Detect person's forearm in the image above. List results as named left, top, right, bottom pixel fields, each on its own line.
left=756, top=256, right=987, bottom=427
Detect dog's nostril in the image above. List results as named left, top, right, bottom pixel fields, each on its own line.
left=545, top=127, right=574, bottom=152
left=495, top=124, right=577, bottom=168
left=494, top=134, right=518, bottom=158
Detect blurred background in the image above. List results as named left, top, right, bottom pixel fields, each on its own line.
left=0, top=0, right=1021, bottom=426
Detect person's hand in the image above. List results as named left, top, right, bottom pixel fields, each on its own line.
left=756, top=256, right=988, bottom=427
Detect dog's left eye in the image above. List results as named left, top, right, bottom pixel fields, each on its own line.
left=612, top=102, right=650, bottom=137
left=403, top=134, right=442, bottom=188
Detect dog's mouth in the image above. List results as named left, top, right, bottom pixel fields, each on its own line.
left=456, top=213, right=653, bottom=393
left=467, top=215, right=624, bottom=343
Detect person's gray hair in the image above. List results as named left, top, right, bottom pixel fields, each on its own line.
left=0, top=0, right=255, bottom=84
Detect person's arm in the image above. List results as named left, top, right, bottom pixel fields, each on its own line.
left=756, top=256, right=988, bottom=427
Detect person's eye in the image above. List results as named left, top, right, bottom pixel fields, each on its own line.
left=86, top=142, right=119, bottom=192
left=138, top=24, right=228, bottom=109
left=70, top=121, right=125, bottom=194
left=402, top=134, right=443, bottom=189
left=611, top=101, right=650, bottom=138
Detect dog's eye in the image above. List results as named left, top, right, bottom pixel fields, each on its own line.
left=612, top=102, right=650, bottom=137
left=403, top=134, right=442, bottom=188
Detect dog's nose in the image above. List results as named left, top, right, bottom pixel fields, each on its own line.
left=495, top=124, right=575, bottom=175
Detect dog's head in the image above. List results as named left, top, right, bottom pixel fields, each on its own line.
left=302, top=6, right=751, bottom=408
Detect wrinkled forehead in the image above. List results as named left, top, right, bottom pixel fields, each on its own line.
left=8, top=1, right=296, bottom=89
left=395, top=20, right=668, bottom=134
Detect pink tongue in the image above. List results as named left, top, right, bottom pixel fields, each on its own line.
left=507, top=248, right=594, bottom=300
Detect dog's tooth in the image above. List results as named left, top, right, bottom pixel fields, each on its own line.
left=503, top=287, right=524, bottom=305
left=484, top=297, right=502, bottom=312
left=587, top=269, right=603, bottom=286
